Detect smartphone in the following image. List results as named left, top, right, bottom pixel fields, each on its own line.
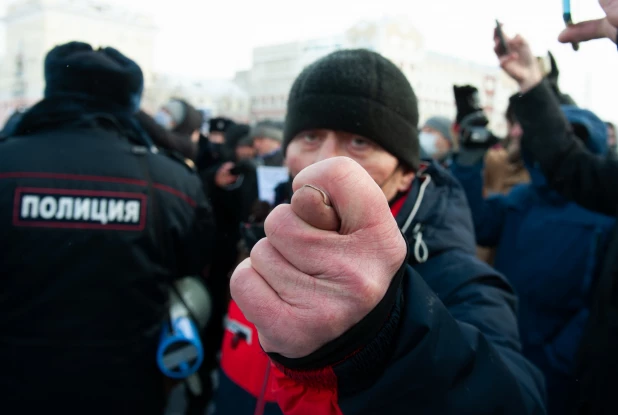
left=495, top=20, right=509, bottom=56
left=563, top=0, right=580, bottom=51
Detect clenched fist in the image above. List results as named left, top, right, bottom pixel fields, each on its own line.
left=230, top=157, right=407, bottom=359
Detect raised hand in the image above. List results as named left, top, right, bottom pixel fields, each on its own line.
left=559, top=0, right=618, bottom=45
left=493, top=29, right=543, bottom=93
left=230, top=157, right=407, bottom=358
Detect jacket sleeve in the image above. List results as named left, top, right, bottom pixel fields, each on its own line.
left=450, top=159, right=508, bottom=246
left=269, top=263, right=547, bottom=415
left=514, top=80, right=618, bottom=216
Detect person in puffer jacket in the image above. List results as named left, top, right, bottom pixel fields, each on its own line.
left=211, top=49, right=546, bottom=415
left=451, top=105, right=615, bottom=415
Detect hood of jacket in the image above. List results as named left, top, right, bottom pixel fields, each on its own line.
left=525, top=105, right=607, bottom=189
left=395, top=160, right=477, bottom=264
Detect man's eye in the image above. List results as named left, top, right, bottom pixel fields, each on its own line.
left=351, top=137, right=370, bottom=148
left=302, top=134, right=318, bottom=143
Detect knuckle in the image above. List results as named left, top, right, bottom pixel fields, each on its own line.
left=229, top=264, right=256, bottom=303
left=249, top=238, right=270, bottom=262
left=356, top=275, right=385, bottom=313
left=264, top=204, right=293, bottom=239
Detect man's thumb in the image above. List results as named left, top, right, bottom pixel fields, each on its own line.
left=291, top=157, right=393, bottom=235
left=291, top=185, right=341, bottom=232
left=558, top=19, right=606, bottom=44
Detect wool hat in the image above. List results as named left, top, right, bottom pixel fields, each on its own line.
left=225, top=123, right=251, bottom=149
left=423, top=116, right=453, bottom=144
left=236, top=135, right=254, bottom=148
left=209, top=117, right=235, bottom=133
left=283, top=49, right=420, bottom=170
left=251, top=120, right=283, bottom=142
left=44, top=42, right=143, bottom=113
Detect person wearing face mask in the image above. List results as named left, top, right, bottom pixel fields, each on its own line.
left=419, top=116, right=454, bottom=165
left=211, top=48, right=545, bottom=415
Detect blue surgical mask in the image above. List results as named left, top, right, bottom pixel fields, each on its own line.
left=419, top=131, right=439, bottom=157
left=154, top=110, right=174, bottom=130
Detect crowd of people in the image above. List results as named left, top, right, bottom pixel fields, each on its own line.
left=2, top=2, right=618, bottom=414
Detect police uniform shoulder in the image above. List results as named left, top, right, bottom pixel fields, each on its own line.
left=155, top=147, right=197, bottom=172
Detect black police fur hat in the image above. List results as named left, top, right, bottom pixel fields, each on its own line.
left=44, top=41, right=144, bottom=113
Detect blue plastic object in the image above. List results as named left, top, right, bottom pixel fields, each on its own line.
left=157, top=315, right=204, bottom=379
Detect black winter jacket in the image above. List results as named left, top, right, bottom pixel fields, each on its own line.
left=514, top=80, right=618, bottom=415
left=0, top=99, right=214, bottom=414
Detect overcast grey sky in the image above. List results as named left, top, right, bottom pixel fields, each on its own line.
left=1, top=0, right=616, bottom=121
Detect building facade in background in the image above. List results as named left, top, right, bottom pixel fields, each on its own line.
left=149, top=75, right=250, bottom=123
left=246, top=36, right=346, bottom=122
left=0, top=0, right=250, bottom=125
left=0, top=4, right=516, bottom=135
left=243, top=18, right=518, bottom=135
left=0, top=0, right=157, bottom=123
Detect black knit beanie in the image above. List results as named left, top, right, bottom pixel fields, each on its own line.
left=283, top=49, right=420, bottom=170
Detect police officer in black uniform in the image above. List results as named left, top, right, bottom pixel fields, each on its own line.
left=0, top=42, right=214, bottom=414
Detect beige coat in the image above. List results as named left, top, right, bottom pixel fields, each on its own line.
left=477, top=147, right=530, bottom=265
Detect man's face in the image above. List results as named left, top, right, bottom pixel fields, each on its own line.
left=506, top=120, right=523, bottom=163
left=254, top=136, right=281, bottom=156
left=421, top=126, right=451, bottom=159
left=507, top=120, right=523, bottom=141
left=236, top=145, right=256, bottom=161
left=209, top=132, right=225, bottom=144
left=190, top=130, right=201, bottom=144
left=286, top=129, right=415, bottom=202
left=155, top=108, right=176, bottom=130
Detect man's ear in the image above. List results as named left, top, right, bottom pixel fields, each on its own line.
left=396, top=168, right=416, bottom=193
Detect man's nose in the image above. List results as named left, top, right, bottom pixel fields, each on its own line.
left=316, top=133, right=342, bottom=162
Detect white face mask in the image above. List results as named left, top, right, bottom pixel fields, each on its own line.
left=419, top=131, right=439, bottom=157
left=154, top=110, right=174, bottom=131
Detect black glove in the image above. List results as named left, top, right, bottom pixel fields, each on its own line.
left=454, top=85, right=483, bottom=125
